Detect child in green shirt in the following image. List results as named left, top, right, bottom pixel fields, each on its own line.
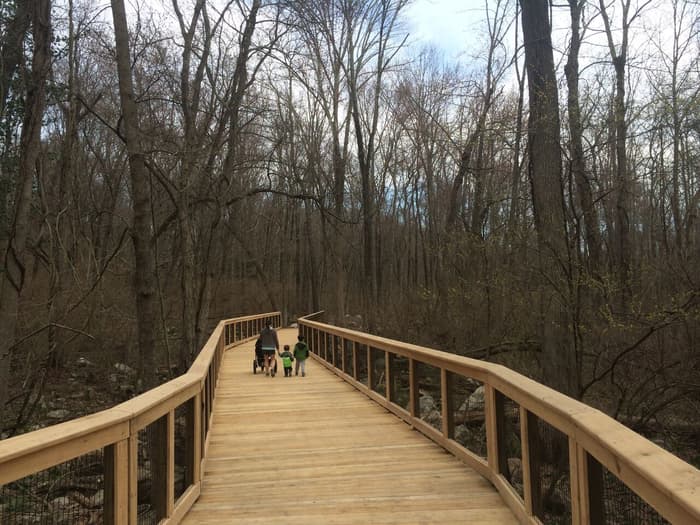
left=278, top=345, right=294, bottom=377
left=293, top=335, right=310, bottom=377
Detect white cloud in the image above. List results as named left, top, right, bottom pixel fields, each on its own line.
left=405, top=0, right=485, bottom=58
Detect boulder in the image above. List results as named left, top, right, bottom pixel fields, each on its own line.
left=454, top=424, right=470, bottom=444
left=419, top=394, right=436, bottom=414
left=468, top=386, right=485, bottom=410
left=423, top=409, right=442, bottom=429
left=507, top=458, right=523, bottom=481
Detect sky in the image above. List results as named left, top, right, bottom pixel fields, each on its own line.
left=404, top=0, right=487, bottom=59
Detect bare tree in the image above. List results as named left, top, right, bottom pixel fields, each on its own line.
left=110, top=0, right=158, bottom=389
left=598, top=0, right=652, bottom=300
left=519, top=0, right=576, bottom=395
left=565, top=0, right=602, bottom=271
left=0, top=0, right=52, bottom=424
left=344, top=0, right=408, bottom=317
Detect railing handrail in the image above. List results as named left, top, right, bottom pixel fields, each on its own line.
left=0, top=310, right=281, bottom=524
left=299, top=317, right=700, bottom=525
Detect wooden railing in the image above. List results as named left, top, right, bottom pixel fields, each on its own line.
left=0, top=311, right=281, bottom=525
left=299, top=315, right=700, bottom=525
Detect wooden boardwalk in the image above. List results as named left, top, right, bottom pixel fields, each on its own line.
left=182, top=328, right=518, bottom=524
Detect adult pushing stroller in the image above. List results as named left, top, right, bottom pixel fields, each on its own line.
left=253, top=337, right=277, bottom=375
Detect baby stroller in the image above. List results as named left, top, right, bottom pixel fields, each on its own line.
left=253, top=338, right=277, bottom=376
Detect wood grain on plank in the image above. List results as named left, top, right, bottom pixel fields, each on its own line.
left=181, top=328, right=518, bottom=524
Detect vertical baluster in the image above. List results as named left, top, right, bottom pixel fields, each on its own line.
left=166, top=410, right=175, bottom=516
left=367, top=345, right=373, bottom=390
left=192, top=393, right=202, bottom=484
left=409, top=358, right=418, bottom=419
left=352, top=341, right=358, bottom=381
left=385, top=352, right=392, bottom=402
left=486, top=384, right=499, bottom=473
left=441, top=368, right=454, bottom=439
left=340, top=338, right=345, bottom=373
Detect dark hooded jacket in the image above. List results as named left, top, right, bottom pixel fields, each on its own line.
left=259, top=326, right=279, bottom=350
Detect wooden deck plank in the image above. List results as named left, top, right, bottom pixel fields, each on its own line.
left=182, top=328, right=518, bottom=524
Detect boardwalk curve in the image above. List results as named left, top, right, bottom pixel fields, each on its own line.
left=182, top=328, right=518, bottom=524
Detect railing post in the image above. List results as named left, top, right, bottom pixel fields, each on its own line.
left=520, top=406, right=534, bottom=517
left=352, top=341, right=358, bottom=381
left=494, top=390, right=509, bottom=477
left=409, top=358, right=418, bottom=418
left=525, top=410, right=543, bottom=518
left=367, top=346, right=373, bottom=390
left=129, top=432, right=138, bottom=524
left=569, top=438, right=587, bottom=525
left=440, top=368, right=454, bottom=439
left=485, top=384, right=498, bottom=473
left=104, top=439, right=129, bottom=525
left=385, top=352, right=392, bottom=402
left=166, top=410, right=175, bottom=516
left=192, top=392, right=202, bottom=483
left=341, top=338, right=347, bottom=373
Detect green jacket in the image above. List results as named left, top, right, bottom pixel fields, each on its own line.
left=279, top=350, right=294, bottom=367
left=293, top=342, right=309, bottom=361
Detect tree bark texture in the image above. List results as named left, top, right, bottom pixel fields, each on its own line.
left=0, top=0, right=51, bottom=426
left=110, top=0, right=158, bottom=389
left=520, top=0, right=577, bottom=396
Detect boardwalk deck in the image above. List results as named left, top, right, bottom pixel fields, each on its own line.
left=182, top=328, right=518, bottom=524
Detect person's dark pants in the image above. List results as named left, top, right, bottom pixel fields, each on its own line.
left=284, top=366, right=292, bottom=377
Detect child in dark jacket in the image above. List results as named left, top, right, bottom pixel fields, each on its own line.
left=278, top=345, right=294, bottom=377
left=293, top=335, right=310, bottom=377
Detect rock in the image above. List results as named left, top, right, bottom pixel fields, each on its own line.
left=50, top=496, right=74, bottom=510
left=92, top=490, right=104, bottom=508
left=463, top=378, right=481, bottom=390
left=507, top=458, right=522, bottom=481
left=419, top=394, right=436, bottom=414
left=468, top=386, right=485, bottom=410
left=114, top=363, right=135, bottom=375
left=423, top=409, right=442, bottom=429
left=76, top=357, right=94, bottom=367
left=47, top=409, right=70, bottom=420
left=290, top=322, right=298, bottom=328
left=454, top=424, right=470, bottom=444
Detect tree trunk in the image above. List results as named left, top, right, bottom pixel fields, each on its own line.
left=599, top=0, right=633, bottom=302
left=0, top=0, right=51, bottom=426
left=565, top=0, right=602, bottom=271
left=520, top=0, right=577, bottom=396
left=111, top=0, right=158, bottom=389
